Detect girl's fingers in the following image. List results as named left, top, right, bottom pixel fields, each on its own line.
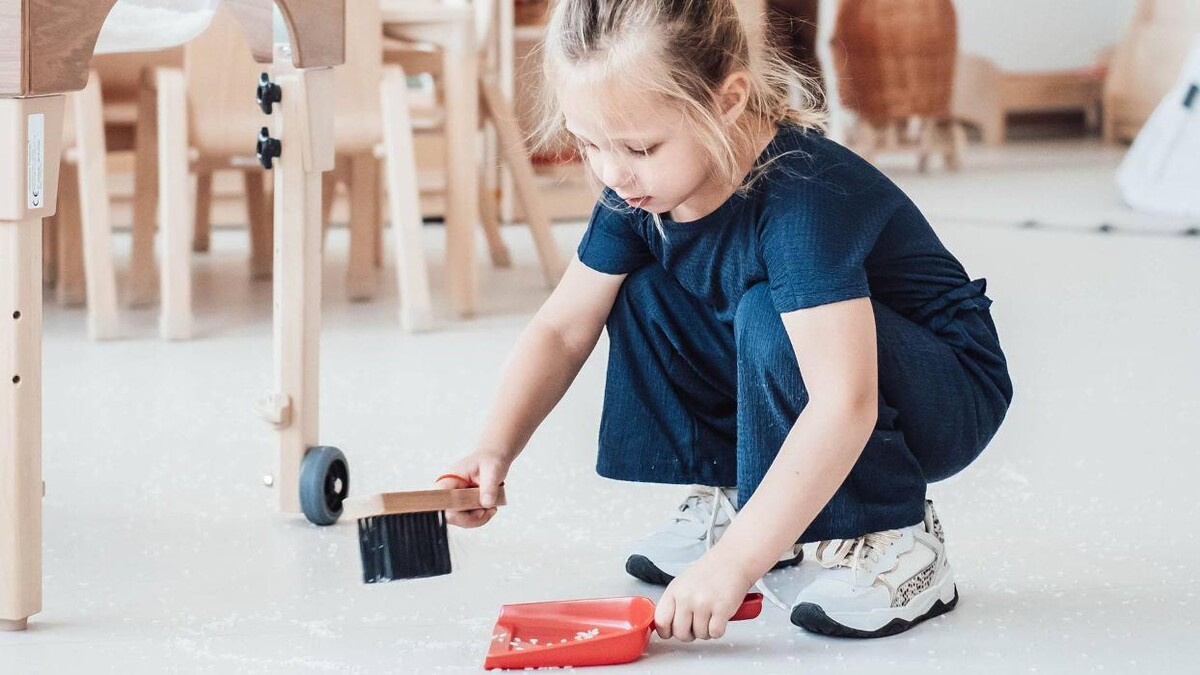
left=446, top=507, right=496, bottom=528
left=692, top=610, right=712, bottom=640
left=672, top=608, right=695, bottom=643
left=707, top=614, right=727, bottom=640
left=477, top=462, right=508, bottom=509
left=654, top=593, right=676, bottom=640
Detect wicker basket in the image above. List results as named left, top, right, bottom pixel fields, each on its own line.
left=833, top=0, right=958, bottom=124
left=515, top=0, right=551, bottom=26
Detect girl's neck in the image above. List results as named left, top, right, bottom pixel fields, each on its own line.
left=668, top=116, right=778, bottom=223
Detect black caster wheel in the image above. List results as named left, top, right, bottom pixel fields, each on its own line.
left=299, top=446, right=349, bottom=526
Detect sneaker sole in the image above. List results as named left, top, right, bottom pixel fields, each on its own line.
left=625, top=547, right=805, bottom=587
left=790, top=585, right=959, bottom=639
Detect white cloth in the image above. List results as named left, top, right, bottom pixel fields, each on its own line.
left=1117, top=39, right=1200, bottom=218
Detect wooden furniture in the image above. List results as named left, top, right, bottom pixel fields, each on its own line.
left=381, top=0, right=567, bottom=318
left=320, top=0, right=433, bottom=328
left=379, top=2, right=482, bottom=318
left=475, top=0, right=566, bottom=286
left=152, top=6, right=276, bottom=339
left=92, top=49, right=182, bottom=309
left=0, top=0, right=345, bottom=632
left=951, top=54, right=1106, bottom=145
left=508, top=8, right=599, bottom=224
left=134, top=3, right=432, bottom=334
left=45, top=72, right=121, bottom=339
left=1104, top=0, right=1200, bottom=143
left=1, top=0, right=113, bottom=633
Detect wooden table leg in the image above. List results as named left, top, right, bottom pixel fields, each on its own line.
left=0, top=215, right=42, bottom=633
left=1, top=94, right=65, bottom=632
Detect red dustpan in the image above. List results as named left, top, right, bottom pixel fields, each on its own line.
left=483, top=592, right=763, bottom=670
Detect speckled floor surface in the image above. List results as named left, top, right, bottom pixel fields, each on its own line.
left=4, top=140, right=1199, bottom=673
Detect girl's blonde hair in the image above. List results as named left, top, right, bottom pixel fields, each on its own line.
left=533, top=0, right=826, bottom=198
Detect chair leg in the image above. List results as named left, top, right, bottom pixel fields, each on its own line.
left=193, top=171, right=213, bottom=253
left=72, top=73, right=121, bottom=339
left=480, top=78, right=565, bottom=287
left=129, top=67, right=160, bottom=308
left=245, top=170, right=273, bottom=280
left=346, top=153, right=382, bottom=301
left=479, top=177, right=511, bottom=268
left=156, top=67, right=193, bottom=340
left=479, top=136, right=511, bottom=269
left=55, top=163, right=86, bottom=308
left=381, top=67, right=433, bottom=331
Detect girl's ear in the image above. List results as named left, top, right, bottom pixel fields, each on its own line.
left=717, top=71, right=752, bottom=125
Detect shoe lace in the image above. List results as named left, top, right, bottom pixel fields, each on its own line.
left=672, top=486, right=730, bottom=529
left=815, top=530, right=903, bottom=576
left=691, top=486, right=790, bottom=613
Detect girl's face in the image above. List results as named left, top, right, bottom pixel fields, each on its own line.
left=559, top=77, right=723, bottom=222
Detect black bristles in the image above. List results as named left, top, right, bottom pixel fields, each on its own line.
left=357, top=511, right=452, bottom=583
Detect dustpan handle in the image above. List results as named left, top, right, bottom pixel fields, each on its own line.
left=729, top=593, right=764, bottom=621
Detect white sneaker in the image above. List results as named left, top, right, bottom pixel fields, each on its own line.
left=790, top=501, right=958, bottom=638
left=625, top=485, right=804, bottom=586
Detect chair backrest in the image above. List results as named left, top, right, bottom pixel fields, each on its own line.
left=184, top=1, right=383, bottom=158
left=184, top=4, right=267, bottom=157
left=93, top=50, right=183, bottom=105
left=330, top=0, right=384, bottom=153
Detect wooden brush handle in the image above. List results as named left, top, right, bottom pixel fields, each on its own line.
left=346, top=485, right=507, bottom=519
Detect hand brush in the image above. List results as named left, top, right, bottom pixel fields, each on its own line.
left=345, top=474, right=506, bottom=583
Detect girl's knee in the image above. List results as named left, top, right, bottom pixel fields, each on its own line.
left=614, top=264, right=670, bottom=311
left=735, top=284, right=804, bottom=386
left=734, top=284, right=788, bottom=357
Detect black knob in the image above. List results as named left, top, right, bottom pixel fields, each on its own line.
left=256, top=73, right=282, bottom=115
left=256, top=127, right=282, bottom=170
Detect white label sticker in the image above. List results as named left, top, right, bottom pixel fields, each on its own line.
left=27, top=113, right=45, bottom=210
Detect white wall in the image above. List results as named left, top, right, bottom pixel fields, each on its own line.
left=956, top=0, right=1139, bottom=71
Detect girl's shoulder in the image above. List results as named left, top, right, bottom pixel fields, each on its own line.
left=763, top=126, right=889, bottom=189
left=756, top=125, right=906, bottom=214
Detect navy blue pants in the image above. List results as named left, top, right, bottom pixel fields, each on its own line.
left=596, top=265, right=1013, bottom=542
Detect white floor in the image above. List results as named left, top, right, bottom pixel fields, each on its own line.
left=5, top=140, right=1200, bottom=673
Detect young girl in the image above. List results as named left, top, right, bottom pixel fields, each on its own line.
left=437, top=0, right=1012, bottom=642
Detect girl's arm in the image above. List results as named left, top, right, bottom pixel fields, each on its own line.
left=709, top=297, right=880, bottom=582
left=467, top=257, right=627, bottom=505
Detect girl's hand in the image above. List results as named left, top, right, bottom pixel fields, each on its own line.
left=654, top=549, right=756, bottom=641
left=435, top=449, right=511, bottom=529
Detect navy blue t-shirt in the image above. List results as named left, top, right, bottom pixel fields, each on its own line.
left=576, top=124, right=975, bottom=326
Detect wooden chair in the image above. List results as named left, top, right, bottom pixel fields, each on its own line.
left=41, top=50, right=192, bottom=340
left=91, top=49, right=183, bottom=310
left=319, top=0, right=434, bottom=328
left=142, top=2, right=432, bottom=335
left=44, top=71, right=120, bottom=340
left=384, top=0, right=567, bottom=292
left=143, top=6, right=285, bottom=339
